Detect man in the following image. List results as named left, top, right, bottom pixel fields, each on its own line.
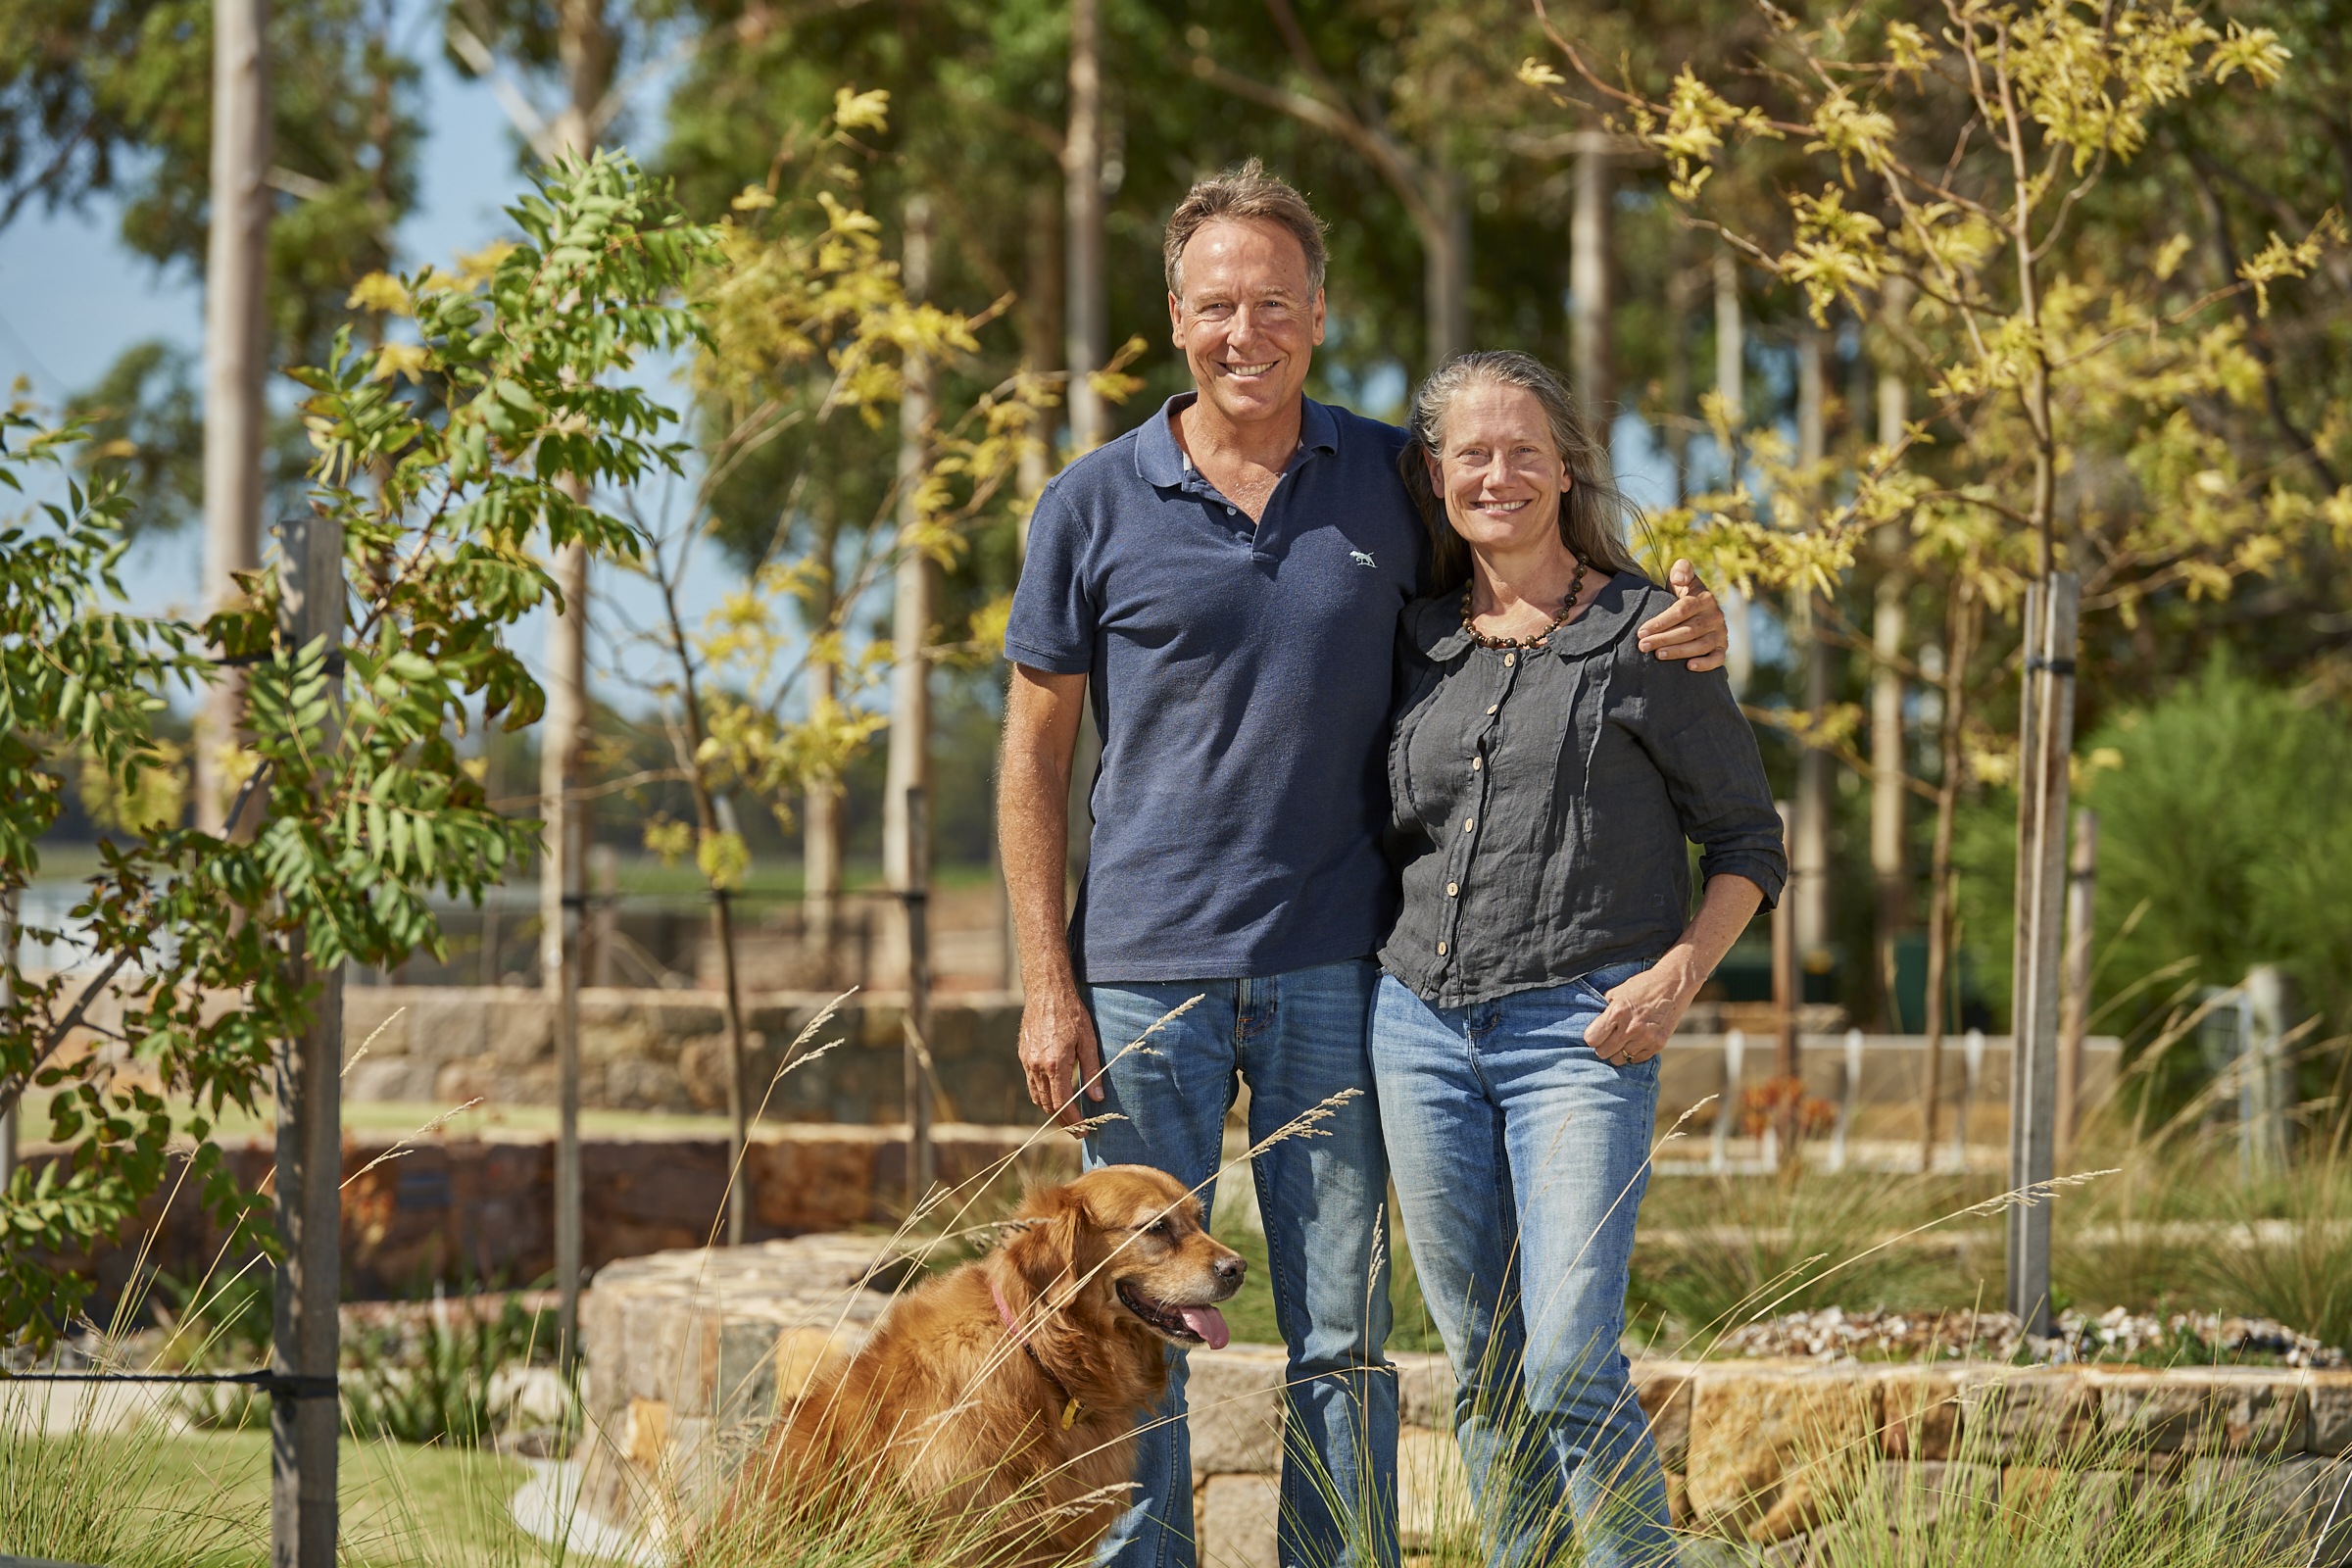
left=999, top=161, right=1727, bottom=1568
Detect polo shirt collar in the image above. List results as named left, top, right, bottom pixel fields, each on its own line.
left=1415, top=569, right=1649, bottom=661
left=1134, top=392, right=1341, bottom=488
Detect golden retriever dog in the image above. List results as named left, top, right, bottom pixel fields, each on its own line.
left=733, top=1164, right=1246, bottom=1567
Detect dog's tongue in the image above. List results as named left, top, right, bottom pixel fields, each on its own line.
left=1179, top=1305, right=1231, bottom=1350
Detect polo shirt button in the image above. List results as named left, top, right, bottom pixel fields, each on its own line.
left=1503, top=653, right=1516, bottom=666
left=1446, top=881, right=1458, bottom=897
left=1471, top=757, right=1482, bottom=771
left=1486, top=705, right=1497, bottom=715
left=1436, top=941, right=1448, bottom=956
left=1462, top=816, right=1475, bottom=832
left=1226, top=505, right=1235, bottom=514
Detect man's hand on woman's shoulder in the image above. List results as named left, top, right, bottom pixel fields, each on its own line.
left=1636, top=559, right=1730, bottom=672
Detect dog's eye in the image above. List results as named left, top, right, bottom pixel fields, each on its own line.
left=1147, top=1218, right=1170, bottom=1238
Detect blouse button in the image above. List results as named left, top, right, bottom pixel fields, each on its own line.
left=1446, top=881, right=1459, bottom=897
left=1503, top=653, right=1516, bottom=666
left=1486, top=705, right=1497, bottom=715
left=1462, top=816, right=1475, bottom=832
left=1436, top=941, right=1448, bottom=956
left=1471, top=757, right=1482, bottom=771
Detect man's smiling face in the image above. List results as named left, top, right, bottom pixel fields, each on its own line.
left=1167, top=218, right=1326, bottom=434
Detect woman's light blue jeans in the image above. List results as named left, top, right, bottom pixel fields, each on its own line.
left=1371, top=966, right=1679, bottom=1568
left=1083, top=957, right=1398, bottom=1568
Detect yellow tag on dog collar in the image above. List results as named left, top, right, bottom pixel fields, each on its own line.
left=1060, top=1397, right=1081, bottom=1430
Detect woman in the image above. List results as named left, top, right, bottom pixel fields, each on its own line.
left=1372, top=352, right=1785, bottom=1568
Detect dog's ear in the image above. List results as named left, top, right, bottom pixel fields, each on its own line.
left=1002, top=1187, right=1085, bottom=1298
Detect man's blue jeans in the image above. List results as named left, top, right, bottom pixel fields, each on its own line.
left=1083, top=957, right=1399, bottom=1568
left=1371, top=966, right=1679, bottom=1568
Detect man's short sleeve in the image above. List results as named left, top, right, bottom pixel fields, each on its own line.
left=1004, top=480, right=1097, bottom=674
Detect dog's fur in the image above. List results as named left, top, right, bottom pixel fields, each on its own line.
left=736, top=1165, right=1245, bottom=1567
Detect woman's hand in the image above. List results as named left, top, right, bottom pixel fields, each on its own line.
left=1585, top=964, right=1695, bottom=1067
left=1585, top=872, right=1767, bottom=1068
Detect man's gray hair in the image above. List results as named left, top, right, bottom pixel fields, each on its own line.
left=1162, top=158, right=1330, bottom=300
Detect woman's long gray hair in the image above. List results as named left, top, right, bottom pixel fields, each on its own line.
left=1397, top=350, right=1645, bottom=594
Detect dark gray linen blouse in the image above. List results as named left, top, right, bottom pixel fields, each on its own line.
left=1379, top=571, right=1788, bottom=1008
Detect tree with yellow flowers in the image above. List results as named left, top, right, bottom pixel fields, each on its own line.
left=1522, top=2, right=2344, bottom=1290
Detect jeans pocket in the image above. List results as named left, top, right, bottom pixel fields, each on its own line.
left=1569, top=958, right=1655, bottom=1009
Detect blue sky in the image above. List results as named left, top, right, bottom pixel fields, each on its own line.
left=0, top=25, right=723, bottom=708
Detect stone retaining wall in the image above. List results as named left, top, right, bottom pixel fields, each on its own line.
left=575, top=1239, right=2352, bottom=1566
left=23, top=1126, right=1073, bottom=1309
left=335, top=988, right=2118, bottom=1151
left=340, top=987, right=1031, bottom=1125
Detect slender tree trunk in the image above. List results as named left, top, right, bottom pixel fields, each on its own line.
left=803, top=528, right=844, bottom=988
left=1665, top=253, right=1695, bottom=501
left=1921, top=590, right=1980, bottom=1172
left=1871, top=580, right=1907, bottom=1024
left=660, top=620, right=753, bottom=1247
left=1063, top=0, right=1106, bottom=451
left=198, top=0, right=270, bottom=836
left=544, top=0, right=613, bottom=1314
left=885, top=198, right=936, bottom=991
left=1018, top=181, right=1063, bottom=531
left=1570, top=130, right=1613, bottom=443
left=1713, top=253, right=1751, bottom=697
left=1792, top=330, right=1832, bottom=967
left=1424, top=167, right=1470, bottom=370
left=1872, top=282, right=1913, bottom=1027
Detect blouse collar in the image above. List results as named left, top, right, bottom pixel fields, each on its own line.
left=1412, top=569, right=1651, bottom=662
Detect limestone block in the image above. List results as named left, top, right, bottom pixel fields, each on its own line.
left=2186, top=1455, right=2352, bottom=1566
left=749, top=1133, right=881, bottom=1232
left=604, top=1055, right=688, bottom=1113
left=771, top=1327, right=855, bottom=1409
left=1998, top=1463, right=2139, bottom=1533
left=433, top=1061, right=507, bottom=1106
left=1395, top=1350, right=1453, bottom=1431
left=2088, top=1367, right=2307, bottom=1454
left=410, top=990, right=491, bottom=1064
left=343, top=992, right=414, bottom=1058
left=1187, top=1344, right=1289, bottom=1482
left=1953, top=1367, right=2095, bottom=1461
left=2309, top=1371, right=2352, bottom=1457
left=1198, top=1473, right=1278, bottom=1568
left=344, top=1058, right=441, bottom=1103
left=580, top=1014, right=661, bottom=1066
left=488, top=997, right=554, bottom=1066
left=1876, top=1367, right=1968, bottom=1461
left=679, top=1032, right=761, bottom=1111
left=1685, top=1363, right=1883, bottom=1543
left=624, top=1396, right=671, bottom=1469
left=1636, top=1359, right=1700, bottom=1470
left=1397, top=1424, right=1474, bottom=1552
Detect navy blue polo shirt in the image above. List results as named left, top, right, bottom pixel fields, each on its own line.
left=1005, top=392, right=1428, bottom=983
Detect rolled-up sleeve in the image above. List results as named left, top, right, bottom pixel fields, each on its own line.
left=1004, top=481, right=1096, bottom=674
left=1631, top=658, right=1788, bottom=909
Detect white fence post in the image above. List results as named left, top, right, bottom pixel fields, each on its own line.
left=1712, top=1029, right=1745, bottom=1173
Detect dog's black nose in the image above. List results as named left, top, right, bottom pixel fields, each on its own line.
left=1213, top=1253, right=1247, bottom=1284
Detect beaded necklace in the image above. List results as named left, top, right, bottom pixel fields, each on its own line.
left=1459, top=556, right=1588, bottom=650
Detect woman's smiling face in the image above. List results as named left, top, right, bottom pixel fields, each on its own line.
left=1426, top=381, right=1571, bottom=559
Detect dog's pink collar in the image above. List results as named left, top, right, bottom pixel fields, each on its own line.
left=990, top=1278, right=1082, bottom=1430
left=989, top=1279, right=1029, bottom=1341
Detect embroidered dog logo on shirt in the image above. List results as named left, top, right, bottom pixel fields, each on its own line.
left=1349, top=550, right=1377, bottom=568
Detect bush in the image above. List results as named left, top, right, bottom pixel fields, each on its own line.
left=1956, top=658, right=2352, bottom=1127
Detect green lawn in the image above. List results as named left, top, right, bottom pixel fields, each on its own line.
left=1, top=1425, right=543, bottom=1568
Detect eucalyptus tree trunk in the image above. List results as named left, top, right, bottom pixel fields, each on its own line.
left=1063, top=0, right=1106, bottom=451
left=543, top=0, right=615, bottom=1337
left=1920, top=592, right=1981, bottom=1173
left=198, top=0, right=270, bottom=836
